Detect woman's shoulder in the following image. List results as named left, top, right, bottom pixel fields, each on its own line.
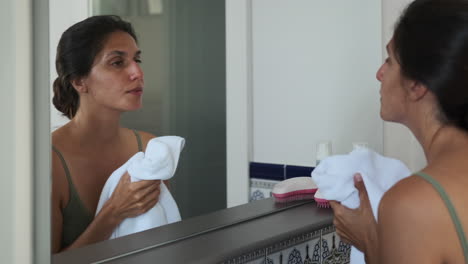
left=134, top=130, right=157, bottom=141
left=51, top=125, right=67, bottom=145
left=379, top=174, right=439, bottom=219
left=378, top=169, right=465, bottom=227
left=377, top=173, right=460, bottom=262
left=130, top=129, right=157, bottom=151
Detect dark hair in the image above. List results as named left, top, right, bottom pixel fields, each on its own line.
left=393, top=0, right=468, bottom=131
left=53, top=15, right=137, bottom=119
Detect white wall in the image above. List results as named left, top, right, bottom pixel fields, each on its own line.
left=252, top=0, right=382, bottom=166
left=49, top=0, right=88, bottom=130
left=226, top=0, right=253, bottom=207
left=0, top=0, right=33, bottom=263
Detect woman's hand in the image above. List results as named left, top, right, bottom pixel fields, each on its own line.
left=329, top=173, right=378, bottom=258
left=107, top=172, right=162, bottom=222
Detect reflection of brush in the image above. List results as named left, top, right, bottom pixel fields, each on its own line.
left=314, top=189, right=330, bottom=208
left=272, top=177, right=317, bottom=203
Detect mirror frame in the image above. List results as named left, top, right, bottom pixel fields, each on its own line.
left=33, top=0, right=51, bottom=263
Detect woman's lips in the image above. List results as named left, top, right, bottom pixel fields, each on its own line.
left=127, top=87, right=143, bottom=95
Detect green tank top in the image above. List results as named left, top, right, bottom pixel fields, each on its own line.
left=415, top=171, right=468, bottom=263
left=53, top=129, right=143, bottom=249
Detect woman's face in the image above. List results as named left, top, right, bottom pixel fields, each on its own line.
left=376, top=39, right=409, bottom=123
left=81, top=30, right=144, bottom=113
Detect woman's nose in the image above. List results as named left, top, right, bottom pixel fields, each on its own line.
left=376, top=63, right=384, bottom=82
left=129, top=62, right=144, bottom=81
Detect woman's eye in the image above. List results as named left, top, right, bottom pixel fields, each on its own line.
left=135, top=58, right=142, bottom=64
left=111, top=60, right=124, bottom=67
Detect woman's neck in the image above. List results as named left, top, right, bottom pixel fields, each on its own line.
left=402, top=94, right=454, bottom=163
left=411, top=122, right=467, bottom=164
left=68, top=107, right=123, bottom=146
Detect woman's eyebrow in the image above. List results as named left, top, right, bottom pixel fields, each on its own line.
left=104, top=50, right=141, bottom=59
left=105, top=50, right=126, bottom=59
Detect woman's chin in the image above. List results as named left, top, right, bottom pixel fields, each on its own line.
left=380, top=110, right=390, bottom=122
left=125, top=103, right=143, bottom=112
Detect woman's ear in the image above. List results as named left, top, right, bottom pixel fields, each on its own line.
left=407, top=80, right=428, bottom=101
left=71, top=77, right=88, bottom=93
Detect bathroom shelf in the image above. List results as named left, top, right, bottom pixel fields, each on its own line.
left=52, top=198, right=333, bottom=264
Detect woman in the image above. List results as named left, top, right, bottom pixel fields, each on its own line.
left=51, top=15, right=162, bottom=253
left=330, top=0, right=468, bottom=263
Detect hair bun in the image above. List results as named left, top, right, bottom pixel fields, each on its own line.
left=52, top=77, right=78, bottom=119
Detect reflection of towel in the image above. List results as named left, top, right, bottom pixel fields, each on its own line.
left=311, top=147, right=411, bottom=264
left=96, top=136, right=185, bottom=239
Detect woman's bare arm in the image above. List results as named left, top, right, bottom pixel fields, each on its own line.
left=378, top=176, right=445, bottom=264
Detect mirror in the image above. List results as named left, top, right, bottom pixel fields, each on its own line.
left=48, top=0, right=381, bottom=253
left=90, top=0, right=227, bottom=219
left=51, top=0, right=227, bottom=221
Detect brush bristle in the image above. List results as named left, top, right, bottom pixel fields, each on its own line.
left=316, top=200, right=330, bottom=208
left=313, top=189, right=330, bottom=208
left=273, top=193, right=316, bottom=203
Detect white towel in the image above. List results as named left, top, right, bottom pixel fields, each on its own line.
left=96, top=136, right=185, bottom=239
left=311, top=147, right=411, bottom=264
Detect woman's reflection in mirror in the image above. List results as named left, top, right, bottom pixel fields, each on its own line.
left=51, top=15, right=162, bottom=253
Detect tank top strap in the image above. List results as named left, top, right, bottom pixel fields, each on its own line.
left=132, top=129, right=143, bottom=151
left=415, top=171, right=468, bottom=263
left=52, top=145, right=76, bottom=195
left=52, top=145, right=95, bottom=248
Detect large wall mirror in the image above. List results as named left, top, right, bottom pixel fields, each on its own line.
left=51, top=0, right=227, bottom=222
left=46, top=0, right=382, bottom=257
left=89, top=0, right=227, bottom=219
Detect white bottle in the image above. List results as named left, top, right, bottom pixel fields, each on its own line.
left=316, top=141, right=332, bottom=166
left=352, top=142, right=369, bottom=151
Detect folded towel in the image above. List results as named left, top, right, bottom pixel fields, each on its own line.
left=311, top=147, right=411, bottom=264
left=95, top=136, right=185, bottom=239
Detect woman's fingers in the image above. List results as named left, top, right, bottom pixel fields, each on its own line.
left=116, top=172, right=131, bottom=187
left=329, top=200, right=340, bottom=209
left=133, top=180, right=161, bottom=202
left=129, top=180, right=161, bottom=213
left=109, top=173, right=163, bottom=219
left=354, top=173, right=370, bottom=205
left=330, top=200, right=354, bottom=218
left=328, top=173, right=378, bottom=253
left=140, top=186, right=162, bottom=212
left=129, top=177, right=161, bottom=191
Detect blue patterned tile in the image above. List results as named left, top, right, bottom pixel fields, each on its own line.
left=259, top=257, right=274, bottom=264
left=321, top=231, right=351, bottom=264
left=285, top=165, right=314, bottom=179
left=286, top=248, right=303, bottom=264
left=250, top=162, right=285, bottom=181
left=250, top=178, right=280, bottom=201
left=222, top=230, right=323, bottom=264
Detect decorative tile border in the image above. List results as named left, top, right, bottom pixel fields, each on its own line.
left=221, top=225, right=351, bottom=264
left=250, top=179, right=279, bottom=190
left=250, top=188, right=269, bottom=202
left=250, top=180, right=277, bottom=201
